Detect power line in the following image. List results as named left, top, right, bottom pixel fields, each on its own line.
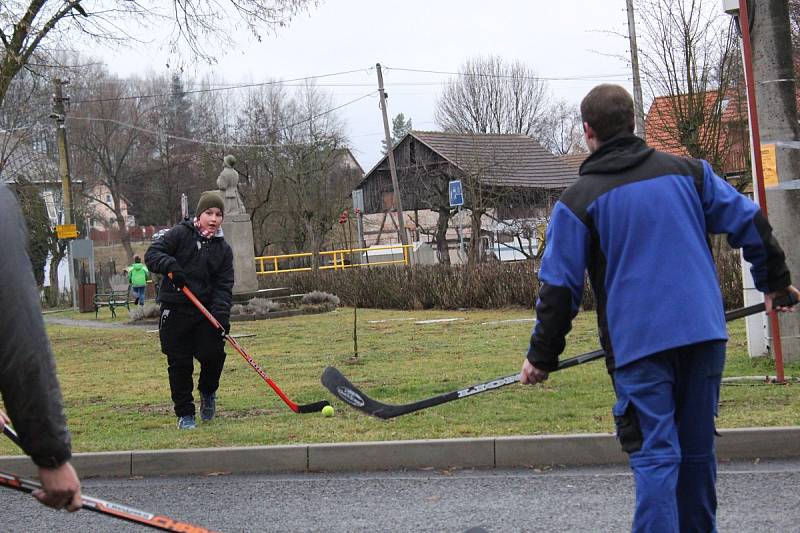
left=67, top=91, right=377, bottom=148
left=71, top=68, right=375, bottom=104
left=384, top=66, right=630, bottom=82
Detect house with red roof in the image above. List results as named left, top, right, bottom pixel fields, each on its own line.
left=645, top=89, right=750, bottom=190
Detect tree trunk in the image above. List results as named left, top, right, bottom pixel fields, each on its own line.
left=116, top=212, right=135, bottom=263
left=468, top=209, right=485, bottom=264
left=434, top=207, right=451, bottom=265
left=47, top=250, right=65, bottom=307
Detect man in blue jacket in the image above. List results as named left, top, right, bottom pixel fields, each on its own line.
left=520, top=84, right=798, bottom=533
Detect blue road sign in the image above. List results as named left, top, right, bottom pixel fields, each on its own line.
left=449, top=180, right=464, bottom=207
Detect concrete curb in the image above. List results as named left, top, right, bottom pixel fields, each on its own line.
left=2, top=426, right=799, bottom=479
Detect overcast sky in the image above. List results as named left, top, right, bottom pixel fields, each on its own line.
left=96, top=0, right=637, bottom=170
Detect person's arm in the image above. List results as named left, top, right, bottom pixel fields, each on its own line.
left=522, top=201, right=589, bottom=383
left=0, top=187, right=81, bottom=511
left=699, top=161, right=791, bottom=294
left=144, top=227, right=180, bottom=275
left=145, top=226, right=187, bottom=291
left=209, top=245, right=235, bottom=332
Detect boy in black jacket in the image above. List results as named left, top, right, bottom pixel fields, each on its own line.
left=145, top=191, right=234, bottom=429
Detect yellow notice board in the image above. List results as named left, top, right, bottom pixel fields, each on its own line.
left=56, top=224, right=78, bottom=239
left=760, top=143, right=778, bottom=187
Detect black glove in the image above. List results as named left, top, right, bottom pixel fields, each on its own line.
left=168, top=268, right=188, bottom=292
left=216, top=315, right=230, bottom=336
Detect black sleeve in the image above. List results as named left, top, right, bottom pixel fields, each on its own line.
left=752, top=212, right=791, bottom=291
left=0, top=186, right=72, bottom=468
left=526, top=284, right=578, bottom=372
left=209, top=245, right=235, bottom=319
left=144, top=225, right=182, bottom=275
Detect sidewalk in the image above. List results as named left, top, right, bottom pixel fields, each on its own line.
left=2, top=427, right=799, bottom=479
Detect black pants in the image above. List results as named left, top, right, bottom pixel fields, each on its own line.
left=159, top=304, right=227, bottom=417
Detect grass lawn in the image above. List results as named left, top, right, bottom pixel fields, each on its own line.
left=2, top=306, right=799, bottom=456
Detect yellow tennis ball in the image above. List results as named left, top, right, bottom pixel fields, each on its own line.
left=322, top=405, right=335, bottom=417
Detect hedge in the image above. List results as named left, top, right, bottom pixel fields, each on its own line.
left=259, top=248, right=743, bottom=311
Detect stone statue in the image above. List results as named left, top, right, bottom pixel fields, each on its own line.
left=216, top=154, right=245, bottom=216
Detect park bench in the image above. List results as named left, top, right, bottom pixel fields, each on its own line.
left=93, top=286, right=131, bottom=318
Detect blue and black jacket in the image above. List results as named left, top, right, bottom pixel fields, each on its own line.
left=527, top=134, right=790, bottom=372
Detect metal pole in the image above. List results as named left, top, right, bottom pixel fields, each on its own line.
left=376, top=63, right=408, bottom=245
left=458, top=205, right=465, bottom=262
left=626, top=0, right=646, bottom=140
left=181, top=192, right=188, bottom=220
left=737, top=0, right=786, bottom=383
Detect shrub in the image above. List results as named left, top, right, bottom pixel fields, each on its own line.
left=231, top=299, right=283, bottom=316
left=259, top=254, right=744, bottom=311
left=301, top=291, right=340, bottom=307
left=129, top=303, right=160, bottom=321
left=247, top=297, right=283, bottom=314
left=230, top=303, right=251, bottom=316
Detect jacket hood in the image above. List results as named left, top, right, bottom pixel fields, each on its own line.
left=580, top=133, right=654, bottom=175
left=130, top=263, right=145, bottom=271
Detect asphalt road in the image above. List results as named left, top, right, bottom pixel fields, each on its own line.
left=4, top=459, right=799, bottom=532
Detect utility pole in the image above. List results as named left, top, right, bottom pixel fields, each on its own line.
left=376, top=63, right=408, bottom=245
left=726, top=0, right=800, bottom=372
left=747, top=0, right=800, bottom=366
left=51, top=78, right=77, bottom=308
left=626, top=0, right=646, bottom=140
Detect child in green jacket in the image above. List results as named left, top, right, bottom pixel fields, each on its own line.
left=128, top=256, right=150, bottom=306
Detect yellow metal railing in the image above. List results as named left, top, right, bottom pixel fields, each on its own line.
left=255, top=244, right=413, bottom=275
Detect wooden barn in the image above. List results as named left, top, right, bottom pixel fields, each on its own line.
left=353, top=131, right=578, bottom=263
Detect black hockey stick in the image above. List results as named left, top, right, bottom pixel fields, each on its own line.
left=322, top=296, right=797, bottom=419
left=1, top=426, right=218, bottom=532
left=178, top=280, right=329, bottom=413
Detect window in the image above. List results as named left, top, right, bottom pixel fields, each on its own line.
left=382, top=191, right=395, bottom=210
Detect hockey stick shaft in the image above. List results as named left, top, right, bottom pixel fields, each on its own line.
left=323, top=297, right=796, bottom=419
left=178, top=281, right=329, bottom=413
left=1, top=426, right=217, bottom=532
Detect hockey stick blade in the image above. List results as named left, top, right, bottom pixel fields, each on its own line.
left=296, top=400, right=332, bottom=413
left=1, top=427, right=218, bottom=532
left=322, top=298, right=796, bottom=419
left=321, top=351, right=602, bottom=419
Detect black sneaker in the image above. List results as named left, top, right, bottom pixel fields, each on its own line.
left=200, top=392, right=216, bottom=422
left=177, top=414, right=196, bottom=430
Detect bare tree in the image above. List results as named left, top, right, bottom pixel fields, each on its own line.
left=433, top=56, right=553, bottom=264
left=278, top=84, right=359, bottom=268
left=69, top=68, right=150, bottom=262
left=0, top=1, right=317, bottom=108
left=232, top=83, right=359, bottom=267
left=538, top=101, right=587, bottom=156
left=636, top=0, right=743, bottom=174
left=132, top=72, right=210, bottom=225
left=234, top=83, right=290, bottom=255
left=435, top=56, right=551, bottom=136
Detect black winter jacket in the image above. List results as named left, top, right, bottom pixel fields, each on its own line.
left=145, top=220, right=234, bottom=320
left=0, top=185, right=72, bottom=468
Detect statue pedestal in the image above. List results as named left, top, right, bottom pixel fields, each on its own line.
left=223, top=213, right=259, bottom=294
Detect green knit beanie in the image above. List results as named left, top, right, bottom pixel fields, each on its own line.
left=196, top=190, right=224, bottom=216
